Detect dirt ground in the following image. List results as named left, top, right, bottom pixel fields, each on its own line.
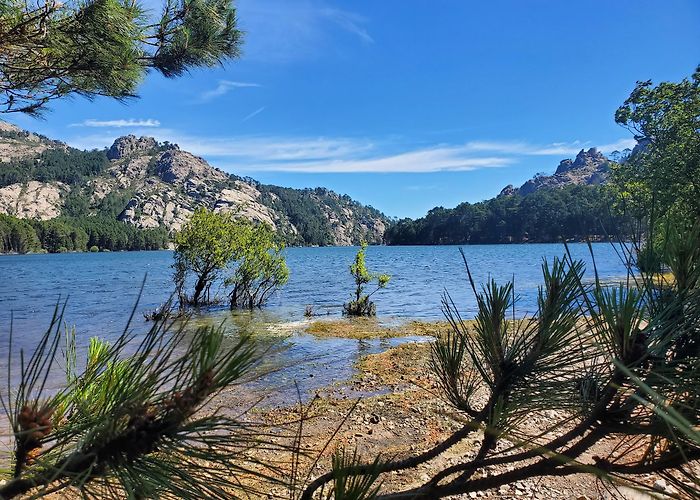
left=215, top=318, right=696, bottom=499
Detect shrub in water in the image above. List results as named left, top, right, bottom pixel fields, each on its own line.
left=343, top=242, right=390, bottom=317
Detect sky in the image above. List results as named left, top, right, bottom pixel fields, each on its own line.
left=3, top=0, right=699, bottom=219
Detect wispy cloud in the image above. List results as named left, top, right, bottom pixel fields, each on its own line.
left=65, top=130, right=637, bottom=174
left=461, top=139, right=637, bottom=156
left=241, top=106, right=266, bottom=123
left=71, top=118, right=161, bottom=128
left=152, top=134, right=510, bottom=173
left=239, top=151, right=511, bottom=173
left=321, top=8, right=374, bottom=44
left=237, top=0, right=373, bottom=62
left=595, top=138, right=637, bottom=153
left=198, top=81, right=261, bottom=102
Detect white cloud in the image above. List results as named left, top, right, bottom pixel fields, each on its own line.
left=72, top=118, right=161, bottom=128
left=595, top=138, right=637, bottom=153
left=198, top=81, right=261, bottom=102
left=320, top=8, right=374, bottom=44
left=241, top=106, right=266, bottom=123
left=233, top=151, right=511, bottom=173
left=163, top=134, right=374, bottom=160
left=64, top=130, right=637, bottom=174
left=461, top=139, right=637, bottom=157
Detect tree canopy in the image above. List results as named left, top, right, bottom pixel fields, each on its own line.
left=0, top=213, right=168, bottom=253
left=173, top=208, right=288, bottom=308
left=0, top=0, right=242, bottom=114
left=226, top=223, right=289, bottom=309
left=173, top=208, right=244, bottom=306
left=613, top=67, right=700, bottom=223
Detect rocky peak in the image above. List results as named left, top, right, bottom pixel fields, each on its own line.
left=154, top=149, right=227, bottom=185
left=498, top=184, right=518, bottom=198
left=0, top=121, right=21, bottom=133
left=555, top=148, right=606, bottom=174
left=107, top=135, right=160, bottom=160
left=508, top=147, right=611, bottom=197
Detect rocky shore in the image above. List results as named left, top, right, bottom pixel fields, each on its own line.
left=209, top=319, right=689, bottom=499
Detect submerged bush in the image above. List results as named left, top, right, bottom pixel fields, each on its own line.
left=226, top=223, right=289, bottom=310
left=173, top=208, right=289, bottom=309
left=343, top=242, right=390, bottom=317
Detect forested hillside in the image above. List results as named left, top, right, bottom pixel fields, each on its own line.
left=384, top=145, right=629, bottom=245
left=0, top=123, right=389, bottom=252
left=386, top=184, right=624, bottom=245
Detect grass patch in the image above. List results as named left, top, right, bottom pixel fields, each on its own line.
left=305, top=318, right=458, bottom=340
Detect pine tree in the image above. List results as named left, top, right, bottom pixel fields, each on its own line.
left=0, top=0, right=242, bottom=114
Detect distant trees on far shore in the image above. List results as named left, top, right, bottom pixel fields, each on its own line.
left=385, top=184, right=626, bottom=245
left=0, top=213, right=169, bottom=254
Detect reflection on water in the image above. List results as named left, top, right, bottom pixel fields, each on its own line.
left=0, top=244, right=629, bottom=404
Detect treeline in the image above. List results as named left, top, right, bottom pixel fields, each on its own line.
left=258, top=185, right=386, bottom=246
left=0, top=147, right=109, bottom=187
left=0, top=214, right=169, bottom=254
left=385, top=185, right=625, bottom=245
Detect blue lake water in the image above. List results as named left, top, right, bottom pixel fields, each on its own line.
left=0, top=244, right=630, bottom=404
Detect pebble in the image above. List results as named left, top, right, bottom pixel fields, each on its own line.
left=652, top=479, right=667, bottom=492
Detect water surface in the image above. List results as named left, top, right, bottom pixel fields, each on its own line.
left=0, top=244, right=629, bottom=403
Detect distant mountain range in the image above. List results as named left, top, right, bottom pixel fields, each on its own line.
left=0, top=119, right=633, bottom=247
left=0, top=122, right=388, bottom=246
left=385, top=147, right=629, bottom=245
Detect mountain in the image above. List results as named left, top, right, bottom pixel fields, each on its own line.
left=0, top=124, right=388, bottom=247
left=498, top=148, right=611, bottom=198
left=385, top=149, right=625, bottom=245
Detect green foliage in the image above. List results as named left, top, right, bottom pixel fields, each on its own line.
left=89, top=245, right=99, bottom=252
left=343, top=242, right=390, bottom=317
left=174, top=208, right=289, bottom=309
left=70, top=215, right=169, bottom=251
left=226, top=223, right=289, bottom=309
left=96, top=189, right=134, bottom=218
left=0, top=302, right=280, bottom=498
left=0, top=148, right=109, bottom=188
left=1, top=0, right=243, bottom=114
left=323, top=449, right=383, bottom=500
left=258, top=185, right=387, bottom=246
left=0, top=213, right=168, bottom=254
left=385, top=185, right=624, bottom=245
left=0, top=214, right=41, bottom=253
left=32, top=218, right=88, bottom=253
left=612, top=67, right=700, bottom=224
left=62, top=187, right=92, bottom=217
left=305, top=230, right=700, bottom=497
left=173, top=208, right=245, bottom=306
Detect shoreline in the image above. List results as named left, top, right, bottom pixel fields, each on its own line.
left=212, top=319, right=686, bottom=498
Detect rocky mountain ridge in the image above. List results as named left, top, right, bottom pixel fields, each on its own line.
left=499, top=148, right=611, bottom=197
left=0, top=126, right=388, bottom=246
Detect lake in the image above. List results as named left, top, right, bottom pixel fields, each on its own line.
left=0, top=244, right=630, bottom=403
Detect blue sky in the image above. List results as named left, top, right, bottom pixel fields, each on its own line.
left=4, top=0, right=699, bottom=218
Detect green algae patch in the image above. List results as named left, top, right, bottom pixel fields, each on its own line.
left=305, top=318, right=458, bottom=340
left=305, top=318, right=397, bottom=339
